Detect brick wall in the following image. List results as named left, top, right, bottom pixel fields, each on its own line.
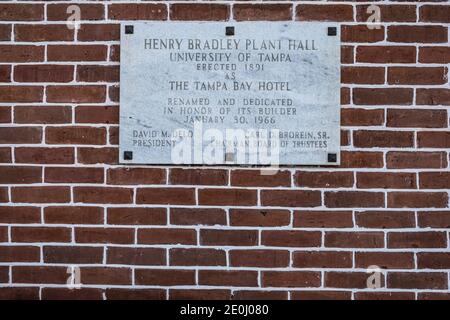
left=0, top=0, right=449, bottom=300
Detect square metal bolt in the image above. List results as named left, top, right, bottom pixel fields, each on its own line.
left=327, top=27, right=337, bottom=36
left=225, top=26, right=235, bottom=36
left=328, top=153, right=337, bottom=163
left=125, top=25, right=134, bottom=34
left=123, top=151, right=133, bottom=160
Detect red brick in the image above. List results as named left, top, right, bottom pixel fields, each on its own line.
left=0, top=148, right=11, bottom=163
left=42, top=288, right=103, bottom=300
left=14, top=106, right=72, bottom=124
left=107, top=207, right=166, bottom=225
left=107, top=247, right=166, bottom=266
left=341, top=130, right=350, bottom=146
left=355, top=252, right=415, bottom=269
left=78, top=24, right=119, bottom=41
left=388, top=232, right=447, bottom=248
left=108, top=3, right=167, bottom=20
left=44, top=246, right=103, bottom=264
left=353, top=88, right=413, bottom=105
left=293, top=251, right=352, bottom=268
left=417, top=89, right=450, bottom=106
left=230, top=250, right=289, bottom=268
left=388, top=192, right=448, bottom=208
left=136, top=269, right=195, bottom=286
left=418, top=211, right=450, bottom=228
left=291, top=291, right=351, bottom=300
left=229, top=209, right=290, bottom=227
left=297, top=5, right=353, bottom=21
left=0, top=226, right=6, bottom=241
left=170, top=4, right=229, bottom=21
left=80, top=267, right=131, bottom=285
left=387, top=109, right=447, bottom=128
left=0, top=206, right=40, bottom=224
left=47, top=45, right=107, bottom=61
left=387, top=152, right=447, bottom=169
left=341, top=46, right=354, bottom=64
left=0, top=287, right=39, bottom=300
left=14, top=24, right=73, bottom=42
left=45, top=206, right=104, bottom=225
left=420, top=172, right=450, bottom=189
left=201, top=229, right=257, bottom=246
left=15, top=147, right=74, bottom=164
left=294, top=211, right=353, bottom=228
left=341, top=25, right=384, bottom=43
left=342, top=109, right=385, bottom=127
left=170, top=248, right=226, bottom=266
left=262, top=230, right=321, bottom=247
left=261, top=190, right=321, bottom=207
left=231, top=169, right=291, bottom=187
left=418, top=292, right=450, bottom=300
left=77, top=65, right=119, bottom=82
left=12, top=186, right=70, bottom=203
left=388, top=272, right=447, bottom=290
left=199, top=188, right=256, bottom=206
left=0, top=4, right=44, bottom=21
left=74, top=187, right=133, bottom=204
left=341, top=66, right=385, bottom=84
left=45, top=167, right=103, bottom=184
left=0, top=45, right=44, bottom=62
left=325, top=232, right=384, bottom=248
left=419, top=47, right=450, bottom=63
left=356, top=46, right=416, bottom=63
left=108, top=168, right=165, bottom=185
left=325, top=191, right=384, bottom=208
left=0, top=246, right=40, bottom=262
left=13, top=266, right=67, bottom=284
left=295, top=171, right=353, bottom=188
left=233, top=291, right=288, bottom=300
left=137, top=187, right=195, bottom=205
left=357, top=210, right=416, bottom=229
left=108, top=126, right=118, bottom=145
left=106, top=289, right=165, bottom=300
left=47, top=4, right=104, bottom=21
left=263, top=271, right=321, bottom=288
left=46, top=85, right=106, bottom=103
left=418, top=252, right=450, bottom=269
left=234, top=4, right=292, bottom=21
left=75, top=227, right=134, bottom=244
left=340, top=151, right=384, bottom=168
left=355, top=292, right=415, bottom=300
left=170, top=289, right=231, bottom=300
left=0, top=107, right=10, bottom=123
left=0, top=166, right=42, bottom=184
left=46, top=126, right=106, bottom=145
left=199, top=270, right=258, bottom=287
left=325, top=272, right=385, bottom=289
left=138, top=228, right=196, bottom=245
left=0, top=65, right=11, bottom=82
left=78, top=147, right=118, bottom=165
left=354, top=131, right=383, bottom=151
left=388, top=26, right=448, bottom=43
left=420, top=5, right=450, bottom=22
left=110, top=45, right=120, bottom=62
left=0, top=85, right=43, bottom=102
left=171, top=208, right=226, bottom=226
left=0, top=25, right=11, bottom=41
left=11, top=227, right=71, bottom=243
left=341, top=87, right=350, bottom=105
left=108, top=85, right=119, bottom=102
left=356, top=5, right=416, bottom=22
left=388, top=67, right=447, bottom=85
left=357, top=172, right=416, bottom=189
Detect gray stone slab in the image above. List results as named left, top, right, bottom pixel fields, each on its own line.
left=119, top=22, right=340, bottom=165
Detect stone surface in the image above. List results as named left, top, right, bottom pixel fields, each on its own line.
left=120, top=22, right=340, bottom=165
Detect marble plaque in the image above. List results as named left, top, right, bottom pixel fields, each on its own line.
left=120, top=22, right=340, bottom=165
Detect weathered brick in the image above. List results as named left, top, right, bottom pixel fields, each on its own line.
left=171, top=208, right=226, bottom=226
left=341, top=25, right=384, bottom=43
left=45, top=167, right=104, bottom=183
left=201, top=229, right=258, bottom=246
left=44, top=246, right=103, bottom=264
left=199, top=188, right=257, bottom=206
left=420, top=5, right=450, bottom=23
left=75, top=105, right=119, bottom=124
left=0, top=4, right=44, bottom=21
left=74, top=187, right=133, bottom=204
left=325, top=232, right=384, bottom=248
left=47, top=4, right=104, bottom=21
left=107, top=207, right=166, bottom=225
left=231, top=169, right=291, bottom=187
left=46, top=126, right=106, bottom=145
left=0, top=166, right=42, bottom=184
left=293, top=251, right=352, bottom=268
left=12, top=186, right=70, bottom=203
left=387, top=109, right=447, bottom=128
left=199, top=270, right=258, bottom=287
left=325, top=191, right=384, bottom=208
left=75, top=227, right=134, bottom=245
left=341, top=67, right=385, bottom=84
left=47, top=45, right=107, bottom=62
left=78, top=24, right=119, bottom=41
left=45, top=206, right=104, bottom=225
left=46, top=85, right=106, bottom=103
left=388, top=232, right=447, bottom=248
left=15, top=147, right=74, bottom=164
left=295, top=171, right=353, bottom=188
left=356, top=5, right=416, bottom=22
left=15, top=24, right=73, bottom=42
left=419, top=47, right=450, bottom=63
left=417, top=89, right=450, bottom=106
left=297, top=5, right=353, bottom=22
left=357, top=172, right=416, bottom=189
left=0, top=246, right=40, bottom=262
left=388, top=67, right=447, bottom=85
left=107, top=168, right=165, bottom=185
left=135, top=269, right=195, bottom=286
left=0, top=86, right=43, bottom=102
left=14, top=106, right=71, bottom=124
left=77, top=65, right=119, bottom=82
left=0, top=45, right=44, bottom=62
left=388, top=192, right=448, bottom=208
left=230, top=250, right=289, bottom=268
left=294, top=211, right=353, bottom=228
left=234, top=4, right=292, bottom=21
left=170, top=4, right=229, bottom=21
left=137, top=187, right=195, bottom=205
left=353, top=88, right=413, bottom=105
left=171, top=248, right=226, bottom=266
left=263, top=271, right=321, bottom=288
left=11, top=227, right=71, bottom=243
left=388, top=26, right=448, bottom=43
left=418, top=211, right=450, bottom=228
left=170, top=168, right=227, bottom=185
left=107, top=247, right=166, bottom=266
left=261, top=190, right=321, bottom=207
left=356, top=252, right=414, bottom=269
left=109, top=4, right=167, bottom=20
left=262, top=230, right=321, bottom=247
left=387, top=152, right=447, bottom=169
left=138, top=228, right=196, bottom=245
left=388, top=272, right=447, bottom=289
left=230, top=209, right=290, bottom=227
left=0, top=206, right=40, bottom=224
left=356, top=211, right=415, bottom=229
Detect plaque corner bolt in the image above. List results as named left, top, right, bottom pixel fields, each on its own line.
left=125, top=25, right=134, bottom=35
left=225, top=26, right=235, bottom=36
left=327, top=153, right=337, bottom=163
left=123, top=151, right=133, bottom=160
left=327, top=27, right=337, bottom=36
